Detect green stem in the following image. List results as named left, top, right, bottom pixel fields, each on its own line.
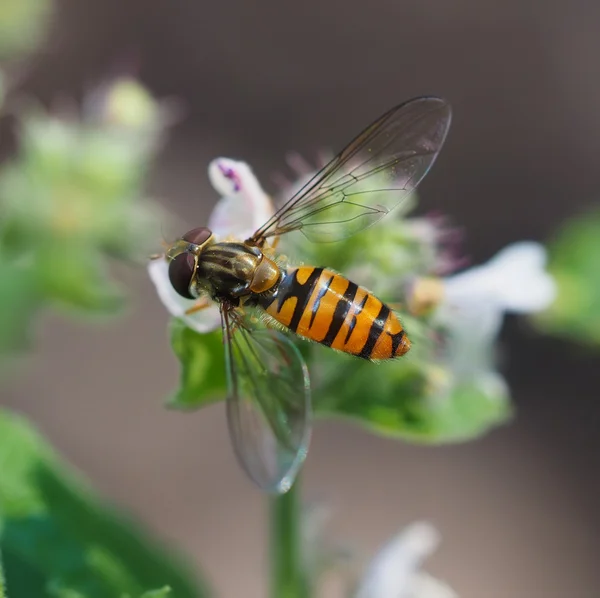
left=270, top=477, right=308, bottom=598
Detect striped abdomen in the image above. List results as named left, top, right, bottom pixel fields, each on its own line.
left=259, top=267, right=410, bottom=360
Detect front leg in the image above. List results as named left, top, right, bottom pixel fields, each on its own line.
left=184, top=296, right=212, bottom=315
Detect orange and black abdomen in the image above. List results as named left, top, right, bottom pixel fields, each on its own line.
left=260, top=267, right=410, bottom=360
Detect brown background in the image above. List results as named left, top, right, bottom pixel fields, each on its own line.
left=3, top=0, right=600, bottom=596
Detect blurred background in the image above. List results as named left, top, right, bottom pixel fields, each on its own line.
left=3, top=0, right=600, bottom=596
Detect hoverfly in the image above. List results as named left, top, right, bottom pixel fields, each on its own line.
left=163, top=96, right=451, bottom=493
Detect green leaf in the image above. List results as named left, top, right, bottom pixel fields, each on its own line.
left=313, top=351, right=511, bottom=443
left=139, top=587, right=172, bottom=598
left=0, top=548, right=6, bottom=598
left=425, top=377, right=513, bottom=442
left=2, top=544, right=47, bottom=597
left=535, top=208, right=600, bottom=345
left=167, top=318, right=227, bottom=410
left=0, top=409, right=211, bottom=598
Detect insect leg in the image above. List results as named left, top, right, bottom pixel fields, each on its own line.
left=269, top=235, right=281, bottom=251
left=149, top=236, right=171, bottom=260
left=184, top=297, right=212, bottom=315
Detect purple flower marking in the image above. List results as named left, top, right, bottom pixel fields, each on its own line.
left=218, top=163, right=242, bottom=192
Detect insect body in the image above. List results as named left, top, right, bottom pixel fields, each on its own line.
left=162, top=96, right=452, bottom=493
left=171, top=235, right=410, bottom=360
left=260, top=267, right=410, bottom=360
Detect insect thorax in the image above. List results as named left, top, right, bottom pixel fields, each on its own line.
left=194, top=241, right=272, bottom=299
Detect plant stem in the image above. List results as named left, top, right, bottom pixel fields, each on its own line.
left=270, top=477, right=308, bottom=598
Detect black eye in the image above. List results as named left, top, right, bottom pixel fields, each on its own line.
left=168, top=253, right=196, bottom=299
left=183, top=227, right=212, bottom=246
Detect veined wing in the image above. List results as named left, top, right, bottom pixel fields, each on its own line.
left=250, top=96, right=451, bottom=244
left=221, top=306, right=311, bottom=493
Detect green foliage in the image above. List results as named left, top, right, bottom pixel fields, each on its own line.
left=0, top=247, right=39, bottom=354
left=138, top=588, right=172, bottom=598
left=167, top=313, right=511, bottom=442
left=34, top=241, right=124, bottom=313
left=0, top=549, right=5, bottom=598
left=0, top=8, right=202, bottom=588
left=167, top=320, right=227, bottom=410
left=316, top=356, right=511, bottom=442
left=535, top=208, right=600, bottom=345
left=0, top=75, right=164, bottom=356
left=0, top=0, right=51, bottom=60
left=0, top=409, right=210, bottom=598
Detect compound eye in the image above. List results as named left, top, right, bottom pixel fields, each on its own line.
left=182, top=227, right=213, bottom=246
left=168, top=253, right=196, bottom=299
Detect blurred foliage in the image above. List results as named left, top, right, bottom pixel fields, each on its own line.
left=535, top=208, right=600, bottom=345
left=0, top=0, right=51, bottom=60
left=315, top=353, right=511, bottom=443
left=0, top=5, right=209, bottom=595
left=0, top=550, right=5, bottom=598
left=0, top=245, right=39, bottom=353
left=138, top=589, right=172, bottom=598
left=0, top=75, right=164, bottom=357
left=0, top=409, right=210, bottom=598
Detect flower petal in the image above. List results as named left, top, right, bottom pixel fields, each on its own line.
left=207, top=158, right=274, bottom=240
left=443, top=241, right=556, bottom=314
left=355, top=522, right=441, bottom=598
left=405, top=572, right=458, bottom=598
left=147, top=258, right=220, bottom=333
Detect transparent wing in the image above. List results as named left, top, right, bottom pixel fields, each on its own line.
left=221, top=306, right=311, bottom=493
left=250, top=96, right=451, bottom=244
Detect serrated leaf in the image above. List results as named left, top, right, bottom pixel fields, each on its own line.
left=535, top=208, right=600, bottom=345
left=0, top=409, right=210, bottom=598
left=167, top=319, right=227, bottom=410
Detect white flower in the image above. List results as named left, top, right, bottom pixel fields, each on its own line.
left=406, top=241, right=556, bottom=401
left=443, top=240, right=555, bottom=311
left=439, top=241, right=556, bottom=337
left=148, top=158, right=274, bottom=332
left=207, top=158, right=275, bottom=241
left=435, top=241, right=556, bottom=377
left=356, top=522, right=457, bottom=598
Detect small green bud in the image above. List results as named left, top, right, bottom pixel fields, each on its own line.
left=103, top=78, right=160, bottom=131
